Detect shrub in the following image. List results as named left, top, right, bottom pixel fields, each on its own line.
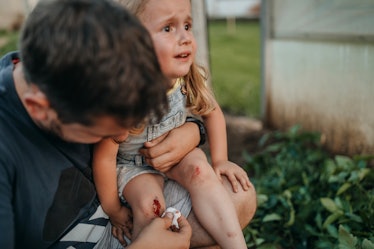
left=0, top=30, right=19, bottom=56
left=243, top=125, right=374, bottom=249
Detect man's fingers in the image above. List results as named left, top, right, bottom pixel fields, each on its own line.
left=141, top=150, right=177, bottom=172
left=162, top=212, right=192, bottom=239
left=176, top=215, right=192, bottom=238
left=162, top=212, right=174, bottom=228
left=143, top=132, right=168, bottom=149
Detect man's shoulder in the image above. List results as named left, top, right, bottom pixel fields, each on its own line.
left=0, top=51, right=18, bottom=69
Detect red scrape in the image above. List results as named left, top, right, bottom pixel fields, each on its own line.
left=193, top=167, right=200, bottom=177
left=190, top=166, right=201, bottom=183
left=153, top=199, right=161, bottom=216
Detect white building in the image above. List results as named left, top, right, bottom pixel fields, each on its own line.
left=205, top=0, right=260, bottom=19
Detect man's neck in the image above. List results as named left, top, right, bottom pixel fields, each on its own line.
left=13, top=62, right=29, bottom=103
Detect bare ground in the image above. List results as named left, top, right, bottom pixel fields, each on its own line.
left=201, top=113, right=268, bottom=167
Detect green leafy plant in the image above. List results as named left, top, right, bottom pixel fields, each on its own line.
left=0, top=30, right=19, bottom=56
left=243, top=125, right=374, bottom=249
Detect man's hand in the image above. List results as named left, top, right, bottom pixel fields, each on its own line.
left=213, top=161, right=251, bottom=193
left=139, top=122, right=199, bottom=172
left=130, top=213, right=191, bottom=249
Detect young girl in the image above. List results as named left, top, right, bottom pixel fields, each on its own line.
left=93, top=0, right=251, bottom=248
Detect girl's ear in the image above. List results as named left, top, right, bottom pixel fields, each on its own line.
left=23, top=90, right=50, bottom=121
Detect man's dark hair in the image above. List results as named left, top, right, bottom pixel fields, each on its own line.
left=20, top=0, right=168, bottom=127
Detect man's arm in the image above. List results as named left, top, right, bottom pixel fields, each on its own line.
left=129, top=213, right=191, bottom=249
left=140, top=119, right=204, bottom=172
left=0, top=159, right=14, bottom=249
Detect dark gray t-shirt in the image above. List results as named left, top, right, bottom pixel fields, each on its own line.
left=0, top=52, right=100, bottom=249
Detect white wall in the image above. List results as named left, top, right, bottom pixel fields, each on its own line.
left=0, top=0, right=38, bottom=30
left=205, top=0, right=260, bottom=18
left=262, top=0, right=374, bottom=155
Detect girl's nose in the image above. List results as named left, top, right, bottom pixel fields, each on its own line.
left=179, top=30, right=192, bottom=45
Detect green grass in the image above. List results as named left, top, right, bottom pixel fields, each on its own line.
left=208, top=20, right=261, bottom=118
left=0, top=20, right=262, bottom=117
left=0, top=30, right=19, bottom=56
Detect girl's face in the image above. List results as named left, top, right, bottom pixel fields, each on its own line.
left=140, top=0, right=196, bottom=83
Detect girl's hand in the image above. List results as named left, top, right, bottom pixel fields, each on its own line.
left=110, top=206, right=133, bottom=245
left=213, top=161, right=251, bottom=193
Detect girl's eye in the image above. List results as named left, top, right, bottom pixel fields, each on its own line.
left=184, top=24, right=191, bottom=31
left=163, top=26, right=170, bottom=32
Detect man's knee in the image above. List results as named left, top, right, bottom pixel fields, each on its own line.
left=239, top=180, right=257, bottom=228
left=223, top=176, right=257, bottom=228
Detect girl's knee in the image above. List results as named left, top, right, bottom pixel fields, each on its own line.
left=135, top=196, right=166, bottom=218
left=124, top=174, right=165, bottom=217
left=187, top=160, right=216, bottom=183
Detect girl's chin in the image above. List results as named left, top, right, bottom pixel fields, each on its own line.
left=167, top=72, right=189, bottom=80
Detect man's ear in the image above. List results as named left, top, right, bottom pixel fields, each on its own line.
left=23, top=90, right=50, bottom=121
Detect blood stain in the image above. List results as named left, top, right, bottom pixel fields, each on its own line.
left=153, top=199, right=161, bottom=216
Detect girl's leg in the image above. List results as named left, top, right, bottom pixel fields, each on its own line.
left=166, top=148, right=247, bottom=249
left=188, top=175, right=256, bottom=248
left=123, top=173, right=165, bottom=240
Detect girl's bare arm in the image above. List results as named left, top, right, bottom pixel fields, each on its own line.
left=92, top=138, right=122, bottom=215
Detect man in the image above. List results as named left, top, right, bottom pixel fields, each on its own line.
left=0, top=0, right=256, bottom=248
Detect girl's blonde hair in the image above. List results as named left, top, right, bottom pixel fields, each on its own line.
left=117, top=0, right=216, bottom=118
left=116, top=0, right=148, bottom=17
left=183, top=63, right=216, bottom=116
